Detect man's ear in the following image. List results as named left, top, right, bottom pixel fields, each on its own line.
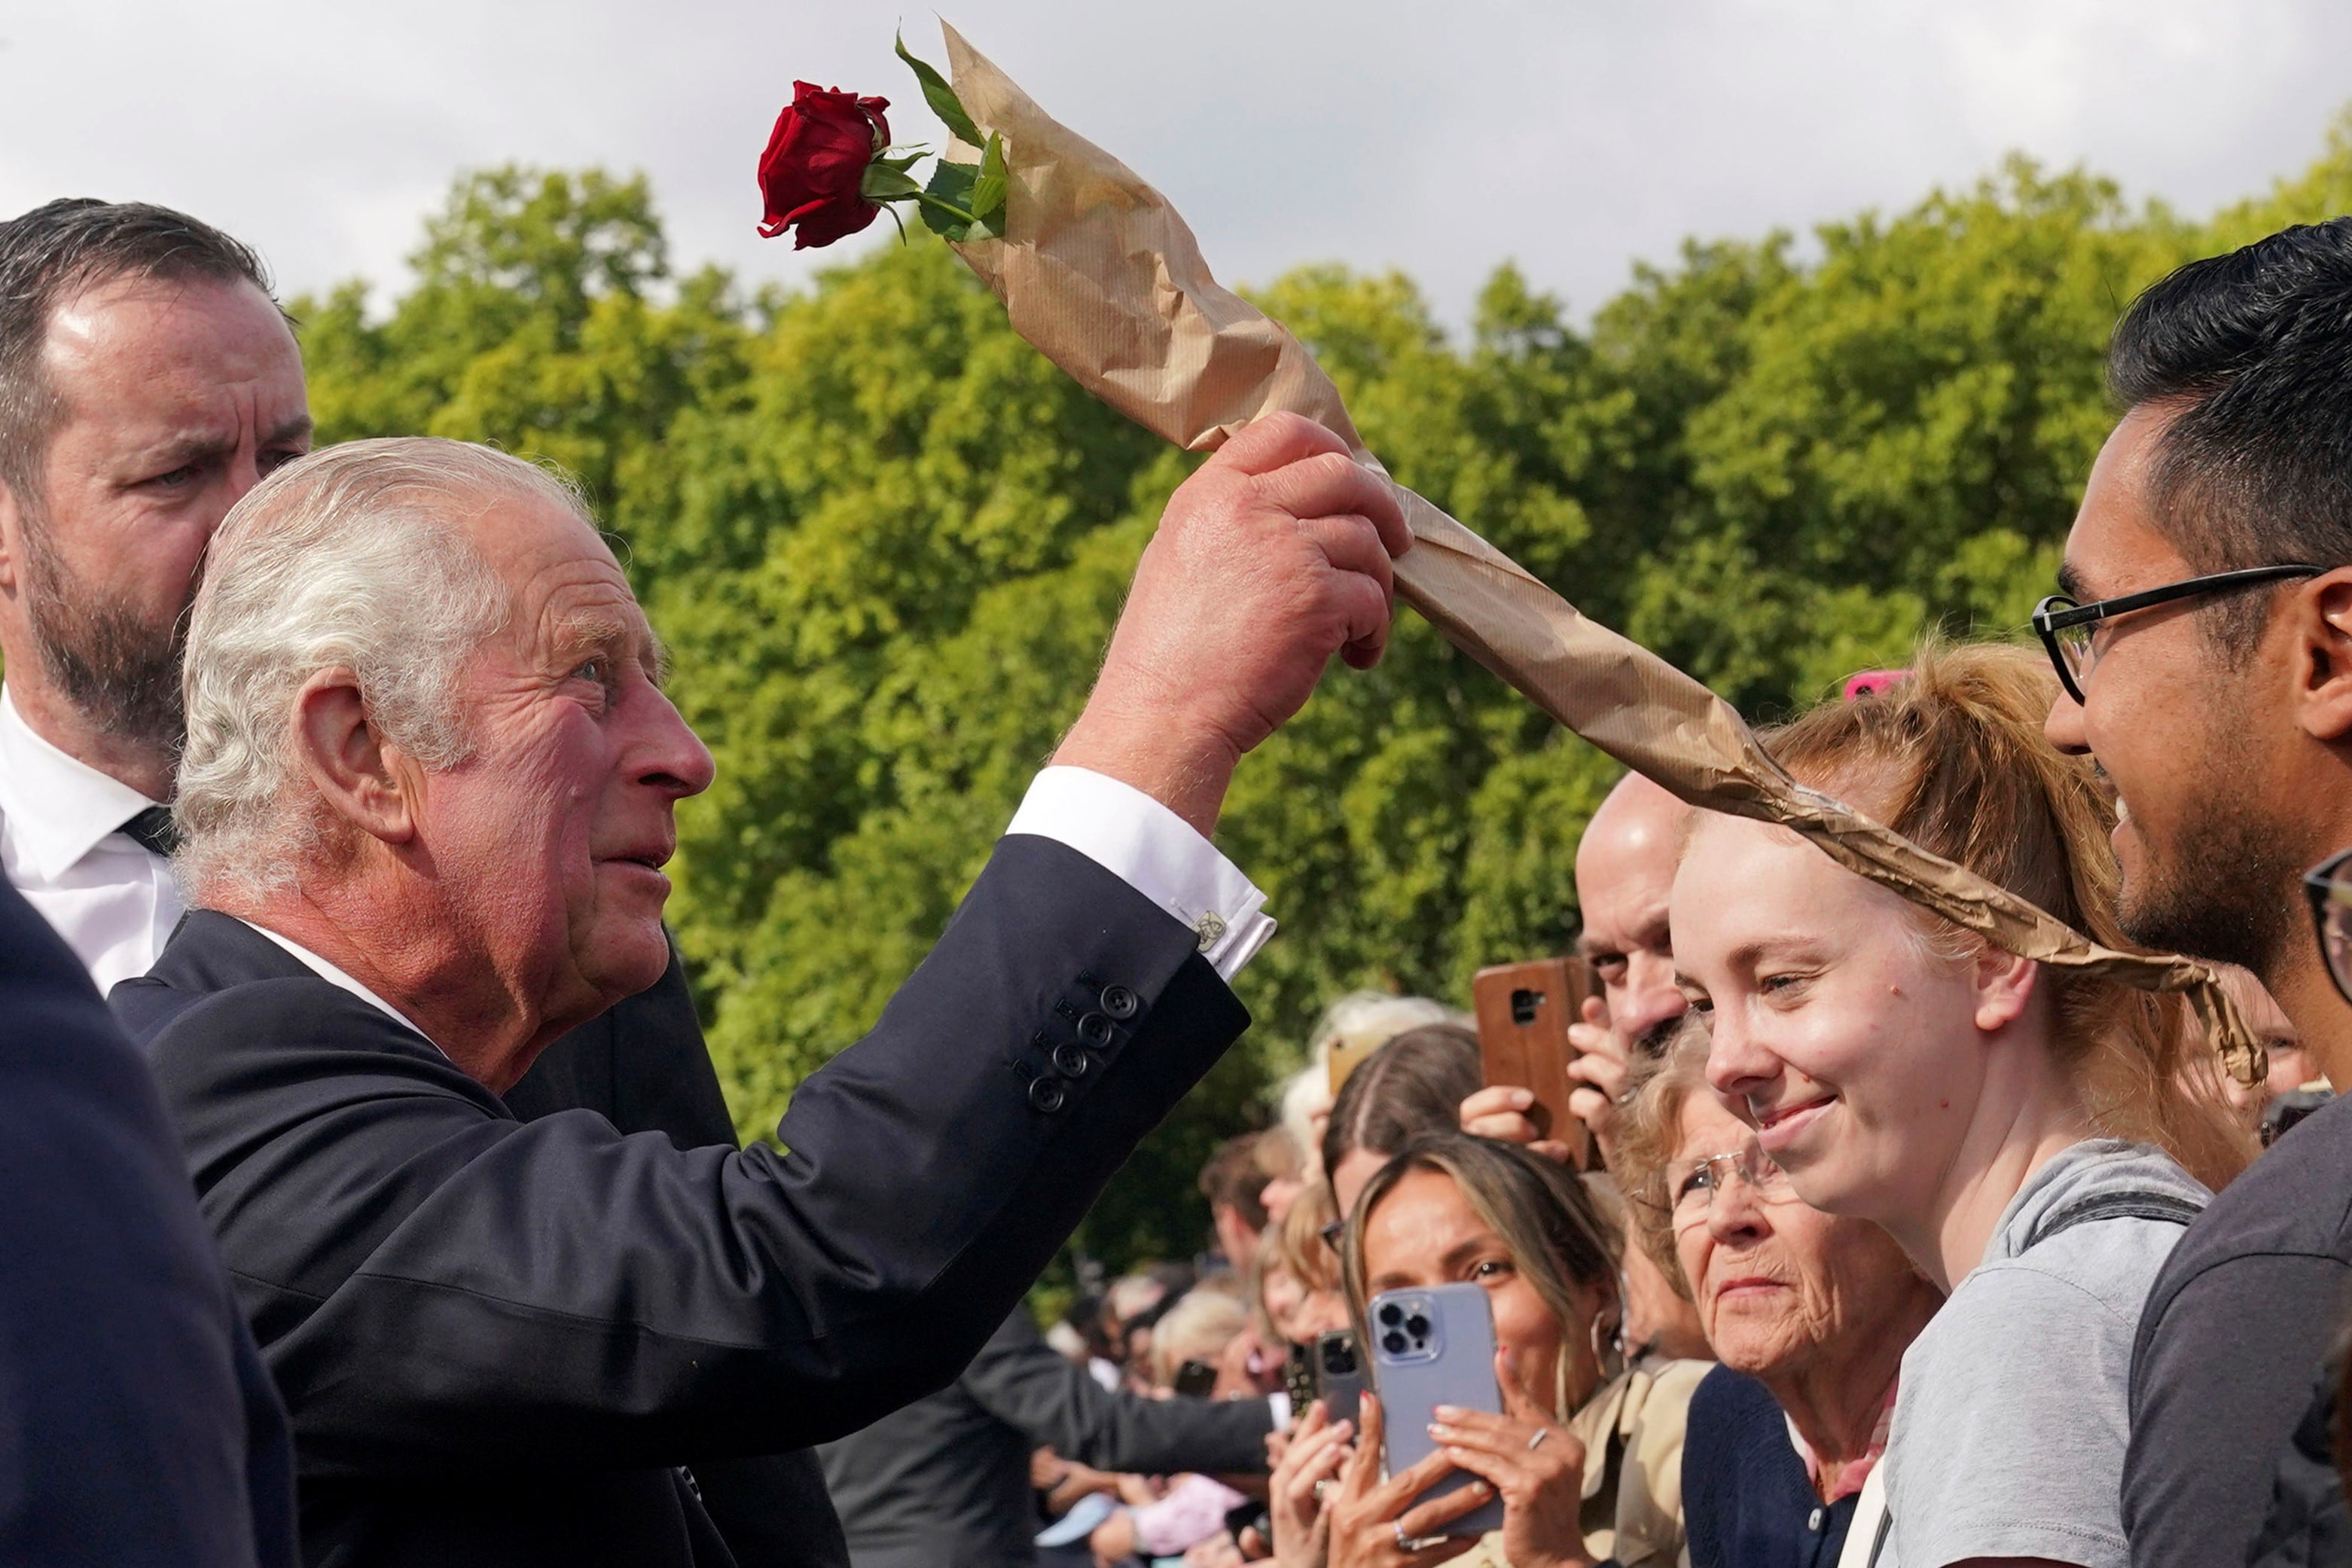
left=292, top=669, right=419, bottom=846
left=2290, top=571, right=2352, bottom=744
left=0, top=478, right=24, bottom=596
left=1971, top=948, right=2039, bottom=1034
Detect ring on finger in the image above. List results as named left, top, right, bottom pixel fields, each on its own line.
left=1526, top=1427, right=1551, bottom=1452
left=1313, top=1478, right=1333, bottom=1505
left=1395, top=1521, right=1450, bottom=1553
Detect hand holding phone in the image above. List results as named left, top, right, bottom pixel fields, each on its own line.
left=1365, top=1283, right=1507, bottom=1539
left=1472, top=959, right=1593, bottom=1169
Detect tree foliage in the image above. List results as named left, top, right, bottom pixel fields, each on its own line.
left=292, top=118, right=2352, bottom=1269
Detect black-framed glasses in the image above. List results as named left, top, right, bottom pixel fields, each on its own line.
left=2032, top=563, right=2322, bottom=705
left=2304, top=847, right=2352, bottom=1008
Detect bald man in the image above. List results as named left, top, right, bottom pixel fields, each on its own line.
left=1466, top=771, right=1692, bottom=1166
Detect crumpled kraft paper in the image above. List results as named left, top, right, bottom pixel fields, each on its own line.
left=934, top=24, right=2261, bottom=1087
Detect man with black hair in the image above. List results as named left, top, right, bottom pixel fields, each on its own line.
left=2042, top=215, right=2352, bottom=1567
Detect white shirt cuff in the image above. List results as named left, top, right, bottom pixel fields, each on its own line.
left=1005, top=766, right=1274, bottom=982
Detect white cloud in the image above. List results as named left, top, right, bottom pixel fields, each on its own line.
left=0, top=0, right=2344, bottom=329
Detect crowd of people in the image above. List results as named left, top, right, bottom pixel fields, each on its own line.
left=9, top=195, right=2352, bottom=1568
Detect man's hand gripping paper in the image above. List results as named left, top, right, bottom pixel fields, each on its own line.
left=927, top=21, right=2262, bottom=1087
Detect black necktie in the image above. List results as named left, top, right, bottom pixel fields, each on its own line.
left=120, top=805, right=182, bottom=859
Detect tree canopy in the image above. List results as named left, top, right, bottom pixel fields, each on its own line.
left=293, top=119, right=2352, bottom=1269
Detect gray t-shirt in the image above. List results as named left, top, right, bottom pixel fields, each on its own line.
left=1879, top=1139, right=2209, bottom=1568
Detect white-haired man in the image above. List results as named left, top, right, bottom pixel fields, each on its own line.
left=0, top=196, right=843, bottom=1560
left=116, top=421, right=1408, bottom=1568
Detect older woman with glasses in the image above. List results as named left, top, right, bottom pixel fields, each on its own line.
left=1615, top=1027, right=1942, bottom=1567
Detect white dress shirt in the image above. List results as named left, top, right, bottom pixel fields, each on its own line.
left=1, top=693, right=1274, bottom=1007
left=0, top=685, right=183, bottom=992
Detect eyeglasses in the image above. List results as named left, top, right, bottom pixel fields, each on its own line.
left=2304, top=847, right=2352, bottom=1008
left=2033, top=564, right=2320, bottom=706
left=1660, top=1137, right=1796, bottom=1231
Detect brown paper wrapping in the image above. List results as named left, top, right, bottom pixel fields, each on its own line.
left=934, top=25, right=2261, bottom=1086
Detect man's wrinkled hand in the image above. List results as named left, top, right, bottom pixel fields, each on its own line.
left=1056, top=413, right=1412, bottom=835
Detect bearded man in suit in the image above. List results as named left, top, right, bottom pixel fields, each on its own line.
left=114, top=420, right=1406, bottom=1567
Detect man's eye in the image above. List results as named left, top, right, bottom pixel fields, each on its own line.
left=572, top=660, right=608, bottom=685
left=1590, top=954, right=1627, bottom=981
left=149, top=465, right=198, bottom=488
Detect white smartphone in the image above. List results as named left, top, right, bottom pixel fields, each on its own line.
left=1365, top=1281, right=1508, bottom=1539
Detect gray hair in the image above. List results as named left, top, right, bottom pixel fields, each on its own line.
left=175, top=437, right=591, bottom=902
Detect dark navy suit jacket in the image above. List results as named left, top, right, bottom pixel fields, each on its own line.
left=0, top=877, right=296, bottom=1566
left=113, top=833, right=1246, bottom=1568
left=502, top=938, right=848, bottom=1568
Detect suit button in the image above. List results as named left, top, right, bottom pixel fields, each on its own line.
left=1100, top=984, right=1140, bottom=1020
left=1029, top=1077, right=1068, bottom=1114
left=1077, top=1011, right=1115, bottom=1048
left=1052, top=1042, right=1091, bottom=1078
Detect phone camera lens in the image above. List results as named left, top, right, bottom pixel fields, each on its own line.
left=1377, top=1303, right=1404, bottom=1327
left=1405, top=1313, right=1430, bottom=1340
left=1381, top=1331, right=1408, bottom=1356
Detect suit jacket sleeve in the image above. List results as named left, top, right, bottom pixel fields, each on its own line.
left=0, top=883, right=297, bottom=1568
left=149, top=834, right=1248, bottom=1478
left=962, top=1311, right=1273, bottom=1476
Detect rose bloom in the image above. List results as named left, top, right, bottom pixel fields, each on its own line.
left=758, top=82, right=890, bottom=249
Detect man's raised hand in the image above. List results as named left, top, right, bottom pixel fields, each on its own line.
left=1055, top=413, right=1413, bottom=834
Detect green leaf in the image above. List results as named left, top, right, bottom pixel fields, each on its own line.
left=969, top=132, right=1008, bottom=228
left=917, top=158, right=981, bottom=240
left=895, top=29, right=984, bottom=147
left=859, top=163, right=926, bottom=203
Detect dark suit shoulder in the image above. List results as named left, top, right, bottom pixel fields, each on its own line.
left=0, top=884, right=297, bottom=1566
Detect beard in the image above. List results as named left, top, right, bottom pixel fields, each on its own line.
left=18, top=508, right=190, bottom=754
left=2114, top=700, right=2305, bottom=977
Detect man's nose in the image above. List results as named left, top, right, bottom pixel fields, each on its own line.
left=2044, top=687, right=2090, bottom=756
left=636, top=688, right=716, bottom=800
left=1621, top=953, right=1688, bottom=1040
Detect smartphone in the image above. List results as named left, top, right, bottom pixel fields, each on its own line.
left=1172, top=1358, right=1219, bottom=1399
left=1365, top=1282, right=1506, bottom=1539
left=1311, top=1328, right=1365, bottom=1428
left=1472, top=956, right=1593, bottom=1168
left=1283, top=1341, right=1317, bottom=1414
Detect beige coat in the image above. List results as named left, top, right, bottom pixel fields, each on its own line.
left=1447, top=1356, right=1709, bottom=1568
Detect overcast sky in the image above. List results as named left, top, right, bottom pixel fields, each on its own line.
left=2, top=1, right=2347, bottom=330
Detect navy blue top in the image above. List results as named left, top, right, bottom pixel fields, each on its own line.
left=1682, top=1364, right=1856, bottom=1568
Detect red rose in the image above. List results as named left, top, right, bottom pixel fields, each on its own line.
left=757, top=82, right=892, bottom=249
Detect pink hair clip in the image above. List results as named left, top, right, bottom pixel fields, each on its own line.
left=1843, top=670, right=1910, bottom=701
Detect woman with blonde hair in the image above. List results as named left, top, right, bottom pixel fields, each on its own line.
left=1675, top=642, right=2251, bottom=1568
